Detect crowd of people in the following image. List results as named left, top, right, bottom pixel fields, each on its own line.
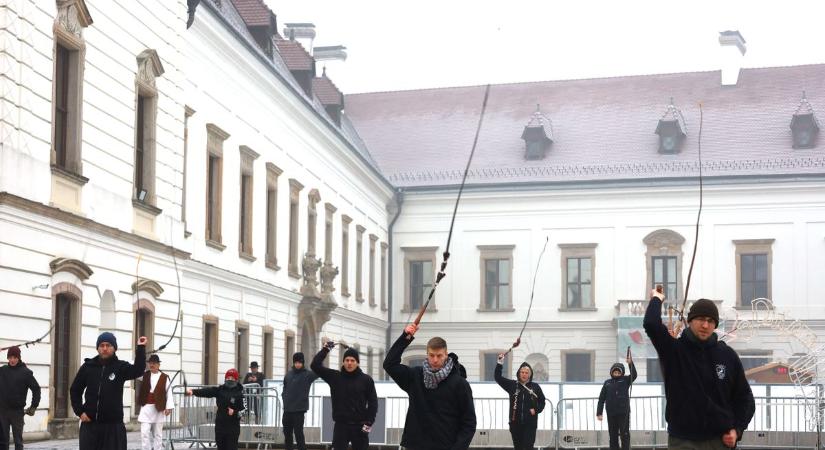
left=0, top=290, right=755, bottom=450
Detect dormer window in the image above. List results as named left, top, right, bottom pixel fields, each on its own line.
left=655, top=99, right=686, bottom=154
left=790, top=92, right=819, bottom=149
left=521, top=105, right=553, bottom=160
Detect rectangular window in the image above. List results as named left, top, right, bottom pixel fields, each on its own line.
left=203, top=317, right=219, bottom=384
left=324, top=203, right=336, bottom=262
left=356, top=225, right=365, bottom=301
left=182, top=107, right=194, bottom=230
left=288, top=179, right=304, bottom=277
left=740, top=352, right=771, bottom=372
left=566, top=257, right=592, bottom=308
left=409, top=260, right=433, bottom=311
left=740, top=254, right=768, bottom=306
left=380, top=242, right=388, bottom=310
left=207, top=154, right=222, bottom=241
left=54, top=44, right=70, bottom=169
left=52, top=294, right=73, bottom=418
left=378, top=350, right=385, bottom=380
left=265, top=164, right=281, bottom=268
left=285, top=332, right=296, bottom=371
left=484, top=259, right=511, bottom=310
left=367, top=348, right=374, bottom=377
left=239, top=173, right=253, bottom=255
left=134, top=95, right=146, bottom=195
left=481, top=351, right=510, bottom=382
left=341, top=216, right=351, bottom=296
left=235, top=322, right=249, bottom=374
left=369, top=234, right=378, bottom=306
left=652, top=256, right=677, bottom=302
left=646, top=358, right=664, bottom=382
left=263, top=328, right=274, bottom=378
left=563, top=352, right=593, bottom=382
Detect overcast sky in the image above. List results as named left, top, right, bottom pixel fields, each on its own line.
left=265, top=0, right=825, bottom=94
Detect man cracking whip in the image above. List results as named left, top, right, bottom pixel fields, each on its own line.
left=596, top=352, right=637, bottom=450
left=494, top=354, right=545, bottom=450
left=383, top=323, right=476, bottom=450
left=644, top=288, right=754, bottom=449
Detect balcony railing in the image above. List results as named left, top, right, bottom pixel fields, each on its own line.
left=615, top=298, right=724, bottom=317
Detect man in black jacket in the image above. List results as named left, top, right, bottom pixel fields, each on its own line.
left=596, top=355, right=637, bottom=450
left=243, top=361, right=265, bottom=423
left=644, top=289, right=755, bottom=449
left=186, top=368, right=246, bottom=450
left=70, top=332, right=147, bottom=450
left=282, top=352, right=318, bottom=450
left=311, top=342, right=377, bottom=450
left=0, top=346, right=40, bottom=450
left=383, top=324, right=476, bottom=450
left=495, top=356, right=545, bottom=450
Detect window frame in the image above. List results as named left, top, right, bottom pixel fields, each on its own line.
left=559, top=243, right=597, bottom=311
left=478, top=245, right=515, bottom=312
left=561, top=350, right=595, bottom=382
left=402, top=247, right=438, bottom=313
left=238, top=146, right=259, bottom=259
left=265, top=163, right=282, bottom=269
left=480, top=350, right=511, bottom=382
left=734, top=239, right=774, bottom=308
left=287, top=178, right=304, bottom=278
left=205, top=124, right=229, bottom=248
left=643, top=230, right=685, bottom=304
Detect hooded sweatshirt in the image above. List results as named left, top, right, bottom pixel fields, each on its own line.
left=596, top=360, right=637, bottom=417
left=0, top=361, right=41, bottom=410
left=384, top=332, right=477, bottom=450
left=69, top=345, right=146, bottom=423
left=310, top=347, right=377, bottom=425
left=282, top=366, right=319, bottom=412
left=644, top=296, right=755, bottom=441
left=494, top=361, right=546, bottom=424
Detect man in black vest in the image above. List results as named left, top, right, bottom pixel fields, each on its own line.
left=137, top=354, right=173, bottom=450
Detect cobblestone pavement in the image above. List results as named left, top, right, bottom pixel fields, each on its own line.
left=26, top=431, right=143, bottom=450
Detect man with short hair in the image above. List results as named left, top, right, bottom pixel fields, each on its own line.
left=282, top=352, right=318, bottom=450
left=243, top=361, right=266, bottom=423
left=70, top=332, right=147, bottom=450
left=0, top=346, right=41, bottom=450
left=311, top=343, right=377, bottom=450
left=137, top=354, right=173, bottom=450
left=644, top=289, right=755, bottom=449
left=383, top=324, right=476, bottom=450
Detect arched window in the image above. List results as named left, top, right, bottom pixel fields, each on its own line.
left=643, top=229, right=686, bottom=303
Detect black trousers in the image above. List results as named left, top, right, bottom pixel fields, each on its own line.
left=607, top=413, right=630, bottom=450
left=0, top=409, right=24, bottom=450
left=215, top=420, right=240, bottom=450
left=509, top=421, right=538, bottom=450
left=282, top=411, right=307, bottom=450
left=332, top=422, right=368, bottom=450
left=79, top=421, right=128, bottom=450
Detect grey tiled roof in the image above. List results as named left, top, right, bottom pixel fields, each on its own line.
left=345, top=65, right=825, bottom=187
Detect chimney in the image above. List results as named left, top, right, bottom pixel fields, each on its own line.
left=718, top=30, right=746, bottom=86
left=313, top=45, right=347, bottom=79
left=283, top=23, right=316, bottom=53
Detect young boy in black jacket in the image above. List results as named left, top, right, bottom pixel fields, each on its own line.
left=644, top=289, right=755, bottom=449
left=383, top=323, right=477, bottom=450
left=70, top=332, right=147, bottom=450
left=495, top=355, right=545, bottom=450
left=311, top=343, right=377, bottom=450
left=282, top=352, right=318, bottom=450
left=186, top=368, right=246, bottom=450
left=596, top=355, right=637, bottom=450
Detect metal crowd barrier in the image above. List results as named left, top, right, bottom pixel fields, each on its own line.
left=166, top=385, right=822, bottom=450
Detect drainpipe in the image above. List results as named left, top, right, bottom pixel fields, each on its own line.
left=385, top=188, right=405, bottom=354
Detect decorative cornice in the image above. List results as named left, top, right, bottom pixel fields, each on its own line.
left=206, top=123, right=230, bottom=141
left=266, top=162, right=283, bottom=176
left=643, top=229, right=685, bottom=246
left=307, top=188, right=321, bottom=204
left=1, top=192, right=189, bottom=259
left=50, top=257, right=93, bottom=280
left=324, top=202, right=337, bottom=213
left=131, top=279, right=164, bottom=298
left=289, top=178, right=304, bottom=192
left=136, top=49, right=164, bottom=88
left=239, top=145, right=260, bottom=161
left=558, top=243, right=598, bottom=249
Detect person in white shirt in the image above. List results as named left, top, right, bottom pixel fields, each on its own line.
left=137, top=354, right=173, bottom=450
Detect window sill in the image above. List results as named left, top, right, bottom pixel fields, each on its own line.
left=51, top=165, right=89, bottom=186
left=287, top=269, right=301, bottom=279
left=205, top=239, right=226, bottom=251
left=184, top=230, right=192, bottom=238
left=369, top=301, right=377, bottom=308
left=401, top=307, right=438, bottom=314
left=733, top=303, right=773, bottom=311
left=132, top=199, right=162, bottom=216
left=341, top=290, right=351, bottom=298
left=477, top=307, right=516, bottom=313
left=558, top=307, right=598, bottom=312
left=239, top=251, right=256, bottom=262
left=265, top=260, right=280, bottom=271
left=356, top=296, right=365, bottom=303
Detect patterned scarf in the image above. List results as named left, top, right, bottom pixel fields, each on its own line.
left=422, top=357, right=454, bottom=390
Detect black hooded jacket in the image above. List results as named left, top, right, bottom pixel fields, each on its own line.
left=70, top=345, right=146, bottom=423
left=311, top=347, right=377, bottom=425
left=192, top=383, right=246, bottom=425
left=494, top=361, right=545, bottom=424
left=644, top=297, right=755, bottom=441
left=0, top=361, right=41, bottom=410
left=596, top=360, right=637, bottom=417
left=384, top=332, right=477, bottom=450
left=282, top=366, right=319, bottom=412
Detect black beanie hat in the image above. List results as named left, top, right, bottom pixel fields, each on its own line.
left=343, top=347, right=359, bottom=363
left=292, top=352, right=305, bottom=364
left=687, top=299, right=719, bottom=327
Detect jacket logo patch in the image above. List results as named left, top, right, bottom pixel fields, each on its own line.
left=715, top=364, right=727, bottom=380
left=108, top=373, right=116, bottom=381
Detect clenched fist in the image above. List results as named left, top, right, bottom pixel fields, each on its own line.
left=137, top=336, right=148, bottom=346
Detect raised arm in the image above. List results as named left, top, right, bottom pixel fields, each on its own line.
left=643, top=290, right=676, bottom=358
left=310, top=346, right=338, bottom=384
left=121, top=339, right=147, bottom=380
left=383, top=326, right=417, bottom=391
left=493, top=358, right=515, bottom=394
left=628, top=359, right=638, bottom=383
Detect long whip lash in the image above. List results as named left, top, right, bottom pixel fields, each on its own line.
left=407, top=84, right=492, bottom=328
left=678, top=102, right=704, bottom=322
left=504, top=236, right=549, bottom=355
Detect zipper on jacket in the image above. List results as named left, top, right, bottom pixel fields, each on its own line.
left=95, top=365, right=104, bottom=421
